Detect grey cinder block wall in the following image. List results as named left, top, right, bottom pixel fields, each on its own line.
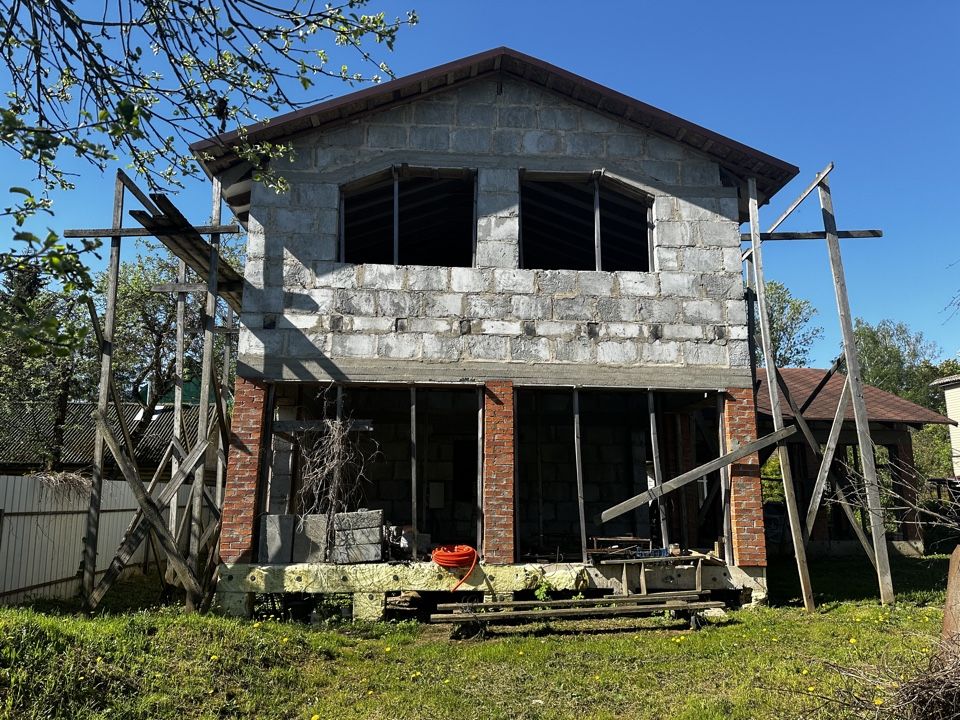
left=238, top=76, right=749, bottom=390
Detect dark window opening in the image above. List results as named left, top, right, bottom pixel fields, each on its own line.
left=341, top=169, right=476, bottom=268
left=519, top=174, right=652, bottom=272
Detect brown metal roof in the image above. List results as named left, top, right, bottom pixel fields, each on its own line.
left=192, top=47, right=799, bottom=222
left=756, top=368, right=954, bottom=427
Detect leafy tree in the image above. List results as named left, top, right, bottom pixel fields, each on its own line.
left=763, top=280, right=824, bottom=368
left=0, top=1, right=416, bottom=343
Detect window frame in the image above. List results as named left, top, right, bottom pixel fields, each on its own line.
left=338, top=164, right=478, bottom=266
left=518, top=169, right=654, bottom=273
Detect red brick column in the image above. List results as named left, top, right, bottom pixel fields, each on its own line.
left=482, top=380, right=515, bottom=564
left=220, top=376, right=268, bottom=564
left=723, top=387, right=767, bottom=567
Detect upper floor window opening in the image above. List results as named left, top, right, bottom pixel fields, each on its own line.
left=519, top=170, right=653, bottom=272
left=340, top=165, right=477, bottom=268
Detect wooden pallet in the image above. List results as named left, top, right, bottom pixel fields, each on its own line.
left=430, top=592, right=723, bottom=625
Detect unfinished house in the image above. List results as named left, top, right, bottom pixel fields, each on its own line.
left=195, top=48, right=806, bottom=619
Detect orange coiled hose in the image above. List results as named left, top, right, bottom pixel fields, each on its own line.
left=431, top=545, right=478, bottom=592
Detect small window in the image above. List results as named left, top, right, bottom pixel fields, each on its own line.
left=520, top=173, right=652, bottom=272
left=341, top=167, right=476, bottom=267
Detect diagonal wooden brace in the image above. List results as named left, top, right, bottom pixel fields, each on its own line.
left=92, top=411, right=202, bottom=598
left=601, top=425, right=798, bottom=524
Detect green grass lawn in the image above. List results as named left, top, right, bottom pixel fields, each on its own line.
left=0, top=555, right=949, bottom=720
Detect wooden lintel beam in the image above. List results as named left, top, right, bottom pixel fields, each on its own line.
left=151, top=281, right=243, bottom=294
left=600, top=425, right=798, bottom=523
left=64, top=224, right=239, bottom=239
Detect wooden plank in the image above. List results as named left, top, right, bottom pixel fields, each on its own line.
left=833, top=480, right=877, bottom=570
left=116, top=168, right=160, bottom=214
left=64, top=224, right=238, bottom=238
left=573, top=389, right=588, bottom=563
left=799, top=354, right=844, bottom=414
left=805, top=378, right=850, bottom=534
left=88, top=439, right=208, bottom=608
left=215, top=308, right=232, bottom=508
left=819, top=176, right=894, bottom=604
left=739, top=230, right=882, bottom=241
left=170, top=258, right=187, bottom=539
left=93, top=411, right=201, bottom=597
left=648, top=391, right=670, bottom=548
left=84, top=298, right=135, bottom=457
left=430, top=600, right=725, bottom=624
left=83, top=171, right=124, bottom=605
left=717, top=393, right=734, bottom=565
left=748, top=176, right=815, bottom=612
left=435, top=589, right=707, bottom=611
left=600, top=426, right=798, bottom=523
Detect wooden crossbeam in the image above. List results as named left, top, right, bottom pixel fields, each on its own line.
left=150, top=282, right=243, bottom=294
left=799, top=354, right=844, bottom=414
left=740, top=230, right=882, bottom=242
left=92, top=411, right=202, bottom=598
left=64, top=224, right=238, bottom=238
left=805, top=377, right=850, bottom=534
left=600, top=426, right=798, bottom=523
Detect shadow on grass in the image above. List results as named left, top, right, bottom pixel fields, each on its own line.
left=18, top=569, right=174, bottom=616
left=473, top=614, right=741, bottom=639
left=767, top=553, right=950, bottom=607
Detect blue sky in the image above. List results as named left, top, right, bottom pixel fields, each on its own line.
left=5, top=1, right=958, bottom=366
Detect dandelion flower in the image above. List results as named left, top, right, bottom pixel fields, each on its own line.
left=594, top=675, right=600, bottom=681
left=807, top=686, right=815, bottom=692
left=848, top=638, right=857, bottom=644
left=518, top=650, right=524, bottom=655
left=443, top=679, right=450, bottom=684
left=281, top=637, right=289, bottom=644
left=312, top=715, right=321, bottom=720
left=210, top=655, right=219, bottom=662
left=801, top=669, right=809, bottom=675
left=253, top=622, right=262, bottom=628
left=873, top=698, right=884, bottom=706
left=384, top=646, right=392, bottom=653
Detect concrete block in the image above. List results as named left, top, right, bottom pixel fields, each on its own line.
left=555, top=337, right=594, bottom=363
left=581, top=111, right=621, bottom=132
left=662, top=324, right=704, bottom=341
left=718, top=196, right=740, bottom=222
left=538, top=106, right=579, bottom=130
left=457, top=102, right=497, bottom=128
left=335, top=289, right=377, bottom=316
left=292, top=515, right=328, bottom=562
left=728, top=339, right=750, bottom=366
left=600, top=322, right=641, bottom=339
left=567, top=133, right=604, bottom=157
left=406, top=266, right=449, bottom=291
left=465, top=334, right=510, bottom=361
left=492, top=268, right=535, bottom=293
left=617, top=272, right=659, bottom=297
left=406, top=317, right=454, bottom=333
left=522, top=130, right=561, bottom=154
left=477, top=319, right=523, bottom=335
left=535, top=320, right=579, bottom=338
left=641, top=340, right=681, bottom=364
left=478, top=167, right=519, bottom=192
left=597, top=297, right=639, bottom=322
left=676, top=197, right=719, bottom=221
left=498, top=105, right=538, bottom=129
left=578, top=271, right=614, bottom=296
left=259, top=515, right=294, bottom=563
left=409, top=126, right=451, bottom=152
left=510, top=295, right=552, bottom=320
left=655, top=220, right=693, bottom=245
left=655, top=247, right=681, bottom=271
left=377, top=291, right=421, bottom=317
left=684, top=341, right=727, bottom=366
left=647, top=136, right=685, bottom=160
left=511, top=336, right=551, bottom=362
left=284, top=289, right=334, bottom=313
left=492, top=129, right=523, bottom=154
left=478, top=215, right=520, bottom=243
left=314, top=262, right=358, bottom=289
left=683, top=298, right=724, bottom=324
left=336, top=526, right=383, bottom=546
left=607, top=133, right=644, bottom=157
left=423, top=292, right=463, bottom=317
left=698, top=220, right=741, bottom=247
left=451, top=128, right=492, bottom=153
left=640, top=160, right=680, bottom=184
left=450, top=267, right=491, bottom=293
left=351, top=316, right=395, bottom=333
left=478, top=192, right=520, bottom=219
left=366, top=124, right=407, bottom=149
left=332, top=543, right=382, bottom=564
left=414, top=102, right=456, bottom=125
left=331, top=333, right=377, bottom=358
left=598, top=340, right=639, bottom=365
left=466, top=294, right=511, bottom=318
left=726, top=299, right=748, bottom=325
left=681, top=161, right=720, bottom=186
left=475, top=241, right=519, bottom=268
left=334, top=509, right=384, bottom=530
left=554, top=296, right=596, bottom=321
left=722, top=247, right=742, bottom=273
left=659, top=272, right=700, bottom=297
left=360, top=264, right=404, bottom=290
left=701, top=273, right=743, bottom=300
left=422, top=334, right=461, bottom=361
left=682, top=247, right=722, bottom=272
left=537, top=269, right=578, bottom=294
left=379, top=334, right=421, bottom=359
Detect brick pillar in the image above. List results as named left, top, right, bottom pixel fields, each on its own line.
left=482, top=380, right=515, bottom=564
left=723, top=387, right=767, bottom=567
left=220, top=376, right=268, bottom=564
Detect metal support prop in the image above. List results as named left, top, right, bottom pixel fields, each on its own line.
left=648, top=391, right=670, bottom=548
left=748, top=176, right=815, bottom=612
left=818, top=176, right=895, bottom=605
left=572, top=389, right=588, bottom=564
left=717, top=393, right=734, bottom=565
left=83, top=171, right=124, bottom=603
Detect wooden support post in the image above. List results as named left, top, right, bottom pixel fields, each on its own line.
left=215, top=308, right=232, bottom=508
left=748, top=176, right=815, bottom=612
left=805, top=378, right=850, bottom=534
left=717, top=393, right=734, bottom=565
left=83, top=171, right=124, bottom=604
left=648, top=391, right=670, bottom=549
left=593, top=174, right=602, bottom=271
left=942, top=545, right=960, bottom=641
left=818, top=176, right=895, bottom=605
left=476, top=386, right=484, bottom=550
left=572, top=389, right=588, bottom=564
left=410, top=386, right=418, bottom=560
left=171, top=258, right=187, bottom=538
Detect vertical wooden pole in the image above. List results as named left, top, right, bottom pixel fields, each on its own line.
left=215, top=308, right=232, bottom=508
left=190, top=178, right=221, bottom=586
left=83, top=172, right=124, bottom=604
left=818, top=176, right=895, bottom=605
left=476, top=386, right=483, bottom=550
left=170, top=258, right=187, bottom=536
left=942, top=545, right=960, bottom=641
left=409, top=386, right=418, bottom=560
left=572, top=389, right=588, bottom=564
left=648, top=391, right=670, bottom=549
left=717, top=393, right=734, bottom=565
left=748, top=176, right=815, bottom=612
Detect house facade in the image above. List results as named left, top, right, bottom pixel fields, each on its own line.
left=195, top=48, right=801, bottom=615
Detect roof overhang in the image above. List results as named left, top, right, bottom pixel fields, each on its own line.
left=191, top=47, right=799, bottom=225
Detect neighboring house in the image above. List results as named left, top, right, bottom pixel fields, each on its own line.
left=932, top=374, right=960, bottom=479
left=194, top=47, right=812, bottom=614
left=756, top=368, right=954, bottom=555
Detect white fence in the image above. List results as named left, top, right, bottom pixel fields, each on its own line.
left=0, top=474, right=189, bottom=604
